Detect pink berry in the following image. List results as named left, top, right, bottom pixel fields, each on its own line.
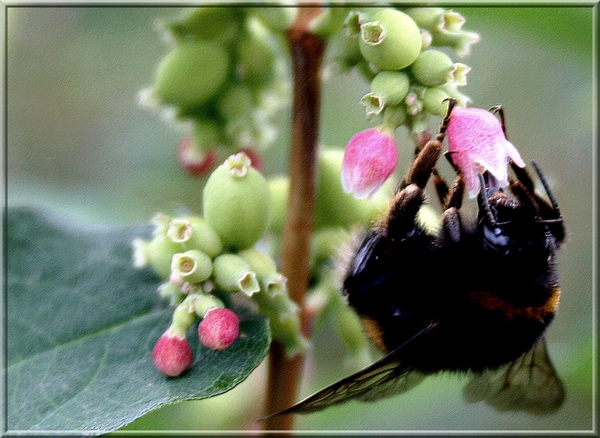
left=198, top=308, right=240, bottom=350
left=341, top=127, right=398, bottom=199
left=152, top=331, right=193, bottom=377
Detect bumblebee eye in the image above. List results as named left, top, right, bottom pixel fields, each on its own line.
left=481, top=221, right=510, bottom=252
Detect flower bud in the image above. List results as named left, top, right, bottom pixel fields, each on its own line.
left=203, top=153, right=272, bottom=250
left=198, top=307, right=240, bottom=350
left=370, top=70, right=410, bottom=107
left=411, top=49, right=454, bottom=87
left=167, top=216, right=223, bottom=258
left=171, top=250, right=213, bottom=285
left=152, top=331, right=194, bottom=377
left=212, top=253, right=261, bottom=296
left=358, top=9, right=422, bottom=70
left=447, top=106, right=525, bottom=198
left=177, top=137, right=218, bottom=177
left=341, top=127, right=398, bottom=199
left=194, top=293, right=225, bottom=318
left=420, top=87, right=450, bottom=116
left=153, top=40, right=229, bottom=110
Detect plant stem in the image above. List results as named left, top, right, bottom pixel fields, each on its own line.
left=262, top=7, right=324, bottom=432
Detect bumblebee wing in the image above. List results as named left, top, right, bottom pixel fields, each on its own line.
left=463, top=338, right=565, bottom=415
left=262, top=321, right=438, bottom=418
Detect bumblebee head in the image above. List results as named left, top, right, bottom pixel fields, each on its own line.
left=476, top=170, right=559, bottom=258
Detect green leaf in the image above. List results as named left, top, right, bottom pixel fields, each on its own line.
left=6, top=207, right=270, bottom=434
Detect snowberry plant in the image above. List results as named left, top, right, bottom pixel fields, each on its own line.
left=134, top=6, right=479, bottom=430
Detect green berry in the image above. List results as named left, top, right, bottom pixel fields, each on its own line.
left=153, top=40, right=229, bottom=110
left=192, top=119, right=223, bottom=150
left=203, top=153, right=272, bottom=250
left=145, top=235, right=183, bottom=280
left=382, top=103, right=408, bottom=129
left=217, top=83, right=255, bottom=121
left=370, top=70, right=410, bottom=106
left=411, top=49, right=454, bottom=87
left=236, top=24, right=277, bottom=85
left=421, top=87, right=450, bottom=116
left=358, top=9, right=422, bottom=70
left=315, top=149, right=388, bottom=229
left=167, top=216, right=223, bottom=258
left=212, top=253, right=261, bottom=296
left=248, top=7, right=297, bottom=33
left=237, top=248, right=278, bottom=280
left=166, top=7, right=243, bottom=46
left=405, top=7, right=446, bottom=30
left=171, top=250, right=213, bottom=284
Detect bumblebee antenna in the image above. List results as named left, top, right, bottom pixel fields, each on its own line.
left=489, top=104, right=507, bottom=138
left=478, top=173, right=497, bottom=226
left=531, top=160, right=561, bottom=215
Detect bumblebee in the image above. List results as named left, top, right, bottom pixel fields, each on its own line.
left=269, top=99, right=565, bottom=417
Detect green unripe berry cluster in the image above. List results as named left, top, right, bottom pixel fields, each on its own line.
left=328, top=6, right=479, bottom=141
left=141, top=7, right=292, bottom=172
left=134, top=152, right=307, bottom=358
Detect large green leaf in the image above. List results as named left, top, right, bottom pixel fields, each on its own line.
left=5, top=208, right=270, bottom=434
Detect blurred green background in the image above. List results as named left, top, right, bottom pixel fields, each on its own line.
left=6, top=5, right=595, bottom=433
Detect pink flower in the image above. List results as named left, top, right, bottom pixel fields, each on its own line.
left=152, top=330, right=194, bottom=377
left=341, top=127, right=398, bottom=199
left=447, top=107, right=525, bottom=198
left=198, top=307, right=240, bottom=350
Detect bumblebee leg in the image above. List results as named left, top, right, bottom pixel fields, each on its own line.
left=388, top=98, right=456, bottom=238
left=443, top=175, right=465, bottom=210
left=400, top=98, right=456, bottom=191
left=385, top=184, right=426, bottom=239
left=432, top=170, right=449, bottom=207
left=439, top=176, right=465, bottom=243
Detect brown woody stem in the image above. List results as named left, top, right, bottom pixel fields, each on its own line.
left=262, top=7, right=325, bottom=432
